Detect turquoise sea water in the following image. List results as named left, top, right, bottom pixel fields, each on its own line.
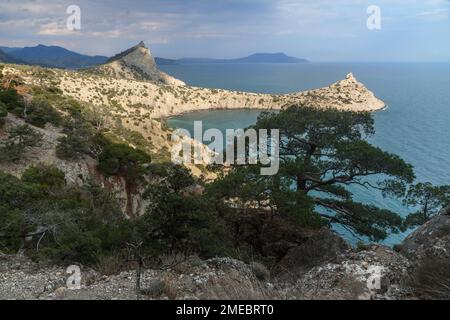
left=161, top=63, right=450, bottom=245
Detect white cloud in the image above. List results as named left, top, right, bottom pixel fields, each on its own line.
left=90, top=30, right=124, bottom=38
left=37, top=22, right=79, bottom=36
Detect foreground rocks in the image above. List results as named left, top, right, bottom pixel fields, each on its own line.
left=0, top=254, right=281, bottom=300
left=399, top=206, right=450, bottom=299
left=286, top=244, right=411, bottom=300
left=273, top=228, right=350, bottom=280
left=0, top=246, right=411, bottom=300
left=1, top=209, right=448, bottom=300
left=400, top=205, right=450, bottom=267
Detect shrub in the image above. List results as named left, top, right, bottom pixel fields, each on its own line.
left=24, top=96, right=62, bottom=127
left=0, top=88, right=24, bottom=112
left=141, top=279, right=166, bottom=298
left=95, top=252, right=128, bottom=276
left=141, top=165, right=229, bottom=257
left=0, top=101, right=7, bottom=126
left=56, top=119, right=94, bottom=160
left=22, top=164, right=66, bottom=189
left=0, top=124, right=43, bottom=162
left=0, top=171, right=36, bottom=251
left=408, top=258, right=450, bottom=300
left=98, top=143, right=151, bottom=184
left=29, top=182, right=129, bottom=265
left=0, top=168, right=130, bottom=264
left=250, top=262, right=270, bottom=281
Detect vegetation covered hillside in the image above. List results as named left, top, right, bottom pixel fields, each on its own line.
left=0, top=53, right=448, bottom=299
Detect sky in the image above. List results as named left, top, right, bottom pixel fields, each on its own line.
left=0, top=0, right=449, bottom=62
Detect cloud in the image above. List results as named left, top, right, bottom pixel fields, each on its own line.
left=0, top=0, right=449, bottom=61
left=37, top=22, right=79, bottom=36
left=89, top=30, right=124, bottom=38
left=0, top=1, right=62, bottom=14
left=412, top=8, right=449, bottom=21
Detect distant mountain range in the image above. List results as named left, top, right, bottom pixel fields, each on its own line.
left=0, top=48, right=24, bottom=64
left=155, top=57, right=179, bottom=65
left=0, top=44, right=308, bottom=68
left=0, top=45, right=108, bottom=69
left=176, top=53, right=308, bottom=64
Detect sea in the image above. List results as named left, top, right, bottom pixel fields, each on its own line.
left=161, top=62, right=450, bottom=245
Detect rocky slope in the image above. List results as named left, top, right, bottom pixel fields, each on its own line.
left=2, top=210, right=448, bottom=300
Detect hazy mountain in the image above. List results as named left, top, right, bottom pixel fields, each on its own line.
left=0, top=48, right=24, bottom=64
left=155, top=57, right=179, bottom=65
left=0, top=46, right=22, bottom=54
left=0, top=49, right=7, bottom=62
left=1, top=45, right=108, bottom=69
left=1, top=44, right=308, bottom=68
left=178, top=53, right=308, bottom=64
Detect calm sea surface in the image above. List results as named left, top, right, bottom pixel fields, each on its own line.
left=161, top=63, right=450, bottom=245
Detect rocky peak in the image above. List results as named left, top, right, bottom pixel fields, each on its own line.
left=106, top=41, right=152, bottom=64
left=340, top=72, right=359, bottom=86
left=346, top=72, right=356, bottom=80
left=97, top=41, right=184, bottom=86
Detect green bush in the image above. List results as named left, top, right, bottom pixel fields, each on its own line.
left=141, top=165, right=228, bottom=257
left=0, top=171, right=35, bottom=251
left=22, top=164, right=66, bottom=189
left=0, top=167, right=130, bottom=264
left=0, top=88, right=24, bottom=112
left=0, top=101, right=7, bottom=126
left=56, top=118, right=94, bottom=160
left=98, top=143, right=151, bottom=184
left=24, top=96, right=62, bottom=127
left=0, top=124, right=43, bottom=162
left=0, top=89, right=62, bottom=127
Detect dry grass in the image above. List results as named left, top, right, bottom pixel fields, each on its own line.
left=407, top=258, right=450, bottom=300
left=163, top=274, right=180, bottom=299
left=204, top=275, right=284, bottom=300
left=95, top=252, right=129, bottom=276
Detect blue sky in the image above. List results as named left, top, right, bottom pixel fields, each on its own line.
left=0, top=0, right=449, bottom=61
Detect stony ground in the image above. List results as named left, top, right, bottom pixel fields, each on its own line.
left=0, top=253, right=281, bottom=300
left=0, top=245, right=414, bottom=300
left=1, top=210, right=448, bottom=300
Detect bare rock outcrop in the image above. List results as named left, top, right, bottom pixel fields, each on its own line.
left=286, top=244, right=411, bottom=300
left=90, top=41, right=185, bottom=86
left=398, top=206, right=450, bottom=299
left=272, top=228, right=349, bottom=281
left=400, top=205, right=450, bottom=266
